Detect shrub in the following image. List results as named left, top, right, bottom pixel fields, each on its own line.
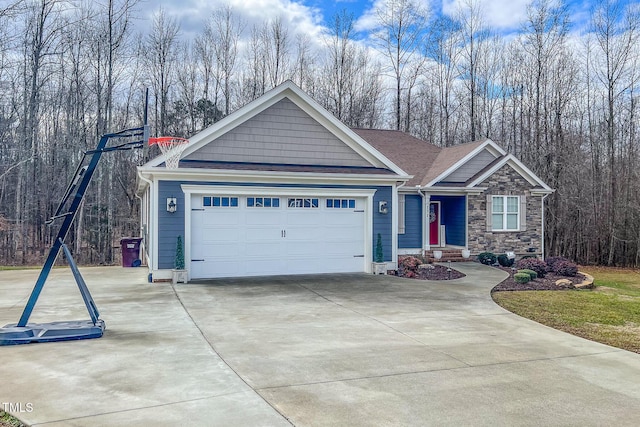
left=553, top=260, right=578, bottom=277
left=545, top=256, right=570, bottom=272
left=477, top=252, right=497, bottom=265
left=375, top=233, right=384, bottom=263
left=514, top=273, right=531, bottom=284
left=398, top=256, right=422, bottom=277
left=516, top=258, right=546, bottom=278
left=497, top=254, right=515, bottom=267
left=518, top=269, right=538, bottom=280
left=175, top=235, right=185, bottom=270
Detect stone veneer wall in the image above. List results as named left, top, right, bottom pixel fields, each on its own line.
left=467, top=164, right=543, bottom=255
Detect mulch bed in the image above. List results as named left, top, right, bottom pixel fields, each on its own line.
left=398, top=264, right=466, bottom=280
left=492, top=266, right=586, bottom=292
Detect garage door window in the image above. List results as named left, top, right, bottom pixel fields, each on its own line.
left=247, top=197, right=280, bottom=208
left=203, top=196, right=238, bottom=207
left=327, top=199, right=356, bottom=209
left=288, top=198, right=319, bottom=208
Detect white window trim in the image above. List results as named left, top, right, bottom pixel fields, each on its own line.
left=491, top=195, right=520, bottom=231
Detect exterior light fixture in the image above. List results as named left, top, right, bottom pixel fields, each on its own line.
left=167, top=197, right=177, bottom=213
left=378, top=201, right=388, bottom=214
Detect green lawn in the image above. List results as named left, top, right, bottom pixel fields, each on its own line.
left=492, top=266, right=640, bottom=353
left=0, top=410, right=25, bottom=427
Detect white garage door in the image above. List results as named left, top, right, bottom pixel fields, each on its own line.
left=190, top=194, right=367, bottom=278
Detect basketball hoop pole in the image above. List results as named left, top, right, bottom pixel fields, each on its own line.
left=0, top=124, right=146, bottom=345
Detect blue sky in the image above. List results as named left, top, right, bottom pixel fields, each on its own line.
left=149, top=0, right=634, bottom=41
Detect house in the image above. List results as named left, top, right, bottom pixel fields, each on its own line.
left=136, top=81, right=553, bottom=281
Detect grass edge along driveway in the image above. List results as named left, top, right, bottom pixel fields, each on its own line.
left=492, top=266, right=640, bottom=354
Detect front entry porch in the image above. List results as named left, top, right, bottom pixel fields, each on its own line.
left=428, top=195, right=466, bottom=249
left=398, top=193, right=468, bottom=254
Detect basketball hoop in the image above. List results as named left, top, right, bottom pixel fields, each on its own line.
left=148, top=136, right=189, bottom=169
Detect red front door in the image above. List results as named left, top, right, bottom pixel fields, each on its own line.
left=429, top=202, right=440, bottom=246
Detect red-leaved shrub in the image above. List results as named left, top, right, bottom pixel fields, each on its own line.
left=553, top=260, right=578, bottom=277
left=398, top=255, right=425, bottom=278
left=545, top=256, right=569, bottom=272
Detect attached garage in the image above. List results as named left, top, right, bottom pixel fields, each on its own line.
left=138, top=81, right=409, bottom=281
left=184, top=186, right=376, bottom=279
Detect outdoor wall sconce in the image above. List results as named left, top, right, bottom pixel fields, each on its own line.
left=167, top=197, right=177, bottom=213
left=378, top=201, right=388, bottom=214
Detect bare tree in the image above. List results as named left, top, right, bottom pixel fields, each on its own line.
left=519, top=0, right=569, bottom=167
left=322, top=10, right=357, bottom=122
left=372, top=0, right=428, bottom=130
left=424, top=16, right=461, bottom=146
left=455, top=0, right=490, bottom=141
left=145, top=8, right=180, bottom=136
left=590, top=0, right=640, bottom=264
left=263, top=16, right=291, bottom=87
left=211, top=5, right=244, bottom=116
left=292, top=32, right=316, bottom=92
left=238, top=24, right=268, bottom=103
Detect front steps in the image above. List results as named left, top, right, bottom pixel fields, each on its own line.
left=424, top=249, right=471, bottom=263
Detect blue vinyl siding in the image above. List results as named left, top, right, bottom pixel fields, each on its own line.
left=431, top=195, right=466, bottom=246
left=156, top=181, right=394, bottom=267
left=372, top=186, right=393, bottom=262
left=399, top=194, right=422, bottom=248
left=158, top=181, right=186, bottom=269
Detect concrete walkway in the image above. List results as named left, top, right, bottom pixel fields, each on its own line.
left=1, top=264, right=639, bottom=426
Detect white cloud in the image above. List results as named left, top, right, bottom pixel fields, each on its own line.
left=355, top=0, right=385, bottom=33
left=355, top=0, right=434, bottom=34
left=442, top=0, right=531, bottom=31
left=149, top=0, right=326, bottom=40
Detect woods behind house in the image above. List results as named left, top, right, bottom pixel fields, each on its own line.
left=0, top=0, right=639, bottom=266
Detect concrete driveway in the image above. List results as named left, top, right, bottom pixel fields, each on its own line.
left=1, top=263, right=639, bottom=426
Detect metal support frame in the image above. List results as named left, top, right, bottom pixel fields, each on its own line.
left=0, top=125, right=148, bottom=345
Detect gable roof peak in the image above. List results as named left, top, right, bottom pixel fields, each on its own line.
left=142, top=80, right=409, bottom=177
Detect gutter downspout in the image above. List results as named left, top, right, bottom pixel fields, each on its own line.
left=136, top=171, right=154, bottom=272
left=393, top=180, right=407, bottom=268
left=541, top=192, right=551, bottom=261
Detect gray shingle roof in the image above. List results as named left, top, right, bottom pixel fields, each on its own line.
left=352, top=128, right=489, bottom=187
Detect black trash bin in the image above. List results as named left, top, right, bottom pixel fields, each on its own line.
left=120, top=237, right=142, bottom=267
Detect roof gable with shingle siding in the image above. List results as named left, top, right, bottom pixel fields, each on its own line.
left=183, top=98, right=373, bottom=168
left=419, top=140, right=489, bottom=186
left=436, top=147, right=499, bottom=184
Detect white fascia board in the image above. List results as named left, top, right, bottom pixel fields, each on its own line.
left=143, top=81, right=408, bottom=177
left=425, top=139, right=506, bottom=187
left=466, top=154, right=553, bottom=191
left=531, top=189, right=555, bottom=196
left=138, top=166, right=411, bottom=186
left=181, top=185, right=377, bottom=198
left=418, top=186, right=486, bottom=195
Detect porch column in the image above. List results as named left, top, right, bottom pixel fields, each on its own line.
left=421, top=191, right=430, bottom=252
